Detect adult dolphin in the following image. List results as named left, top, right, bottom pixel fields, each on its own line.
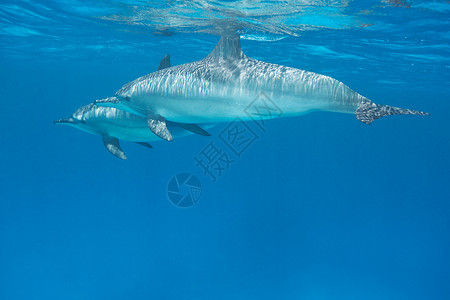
left=96, top=34, right=429, bottom=141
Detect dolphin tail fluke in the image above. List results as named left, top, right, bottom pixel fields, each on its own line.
left=355, top=99, right=429, bottom=125
left=102, top=135, right=127, bottom=160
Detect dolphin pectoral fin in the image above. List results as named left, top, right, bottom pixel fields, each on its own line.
left=147, top=114, right=173, bottom=141
left=176, top=123, right=211, bottom=136
left=102, top=135, right=127, bottom=160
left=135, top=142, right=153, bottom=149
left=157, top=54, right=171, bottom=71
left=356, top=99, right=430, bottom=125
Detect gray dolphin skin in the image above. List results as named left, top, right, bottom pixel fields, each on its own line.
left=95, top=34, right=429, bottom=142
left=54, top=103, right=210, bottom=160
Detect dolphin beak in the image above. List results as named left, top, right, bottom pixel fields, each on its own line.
left=94, top=96, right=121, bottom=107
left=54, top=117, right=75, bottom=124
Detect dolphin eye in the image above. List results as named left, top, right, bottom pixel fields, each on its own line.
left=124, top=96, right=130, bottom=101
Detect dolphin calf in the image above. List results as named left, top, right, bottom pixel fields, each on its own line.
left=54, top=103, right=210, bottom=159
left=96, top=34, right=429, bottom=141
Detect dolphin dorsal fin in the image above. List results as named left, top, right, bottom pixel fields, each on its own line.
left=207, top=35, right=244, bottom=59
left=157, top=54, right=171, bottom=71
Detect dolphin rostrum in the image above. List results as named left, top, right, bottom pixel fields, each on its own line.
left=96, top=34, right=429, bottom=141
left=54, top=103, right=210, bottom=160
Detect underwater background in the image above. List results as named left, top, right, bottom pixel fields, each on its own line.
left=1, top=1, right=449, bottom=299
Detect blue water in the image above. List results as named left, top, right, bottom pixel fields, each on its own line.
left=1, top=1, right=449, bottom=299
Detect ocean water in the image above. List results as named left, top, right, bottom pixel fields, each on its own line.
left=1, top=1, right=449, bottom=299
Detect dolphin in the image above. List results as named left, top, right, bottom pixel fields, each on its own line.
left=54, top=103, right=211, bottom=160
left=96, top=34, right=429, bottom=141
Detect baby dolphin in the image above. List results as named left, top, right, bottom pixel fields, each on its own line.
left=54, top=103, right=209, bottom=160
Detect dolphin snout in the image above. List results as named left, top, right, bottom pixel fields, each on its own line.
left=54, top=117, right=75, bottom=124
left=94, top=97, right=120, bottom=106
